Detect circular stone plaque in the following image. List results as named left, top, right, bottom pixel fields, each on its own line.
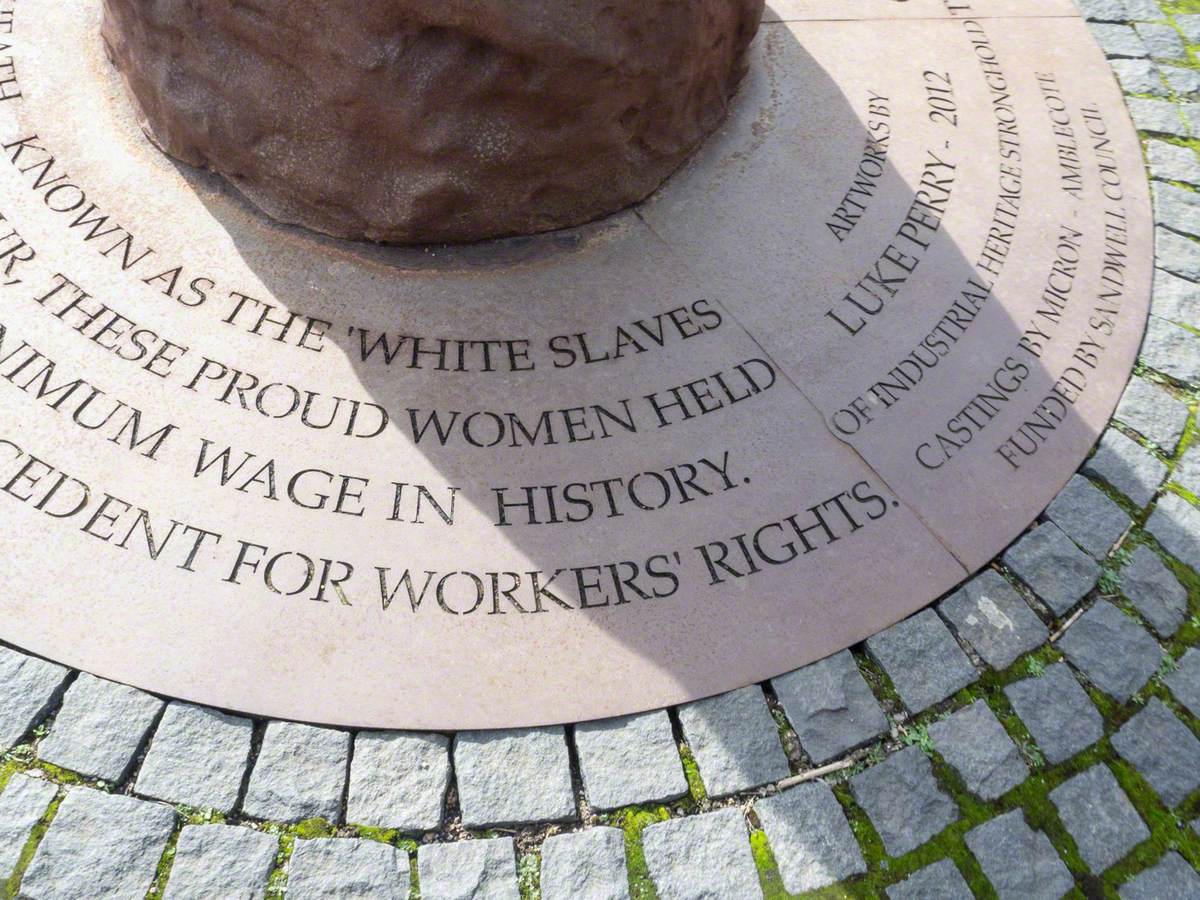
left=0, top=0, right=1151, bottom=728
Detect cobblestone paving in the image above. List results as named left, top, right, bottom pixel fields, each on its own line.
left=5, top=5, right=1200, bottom=898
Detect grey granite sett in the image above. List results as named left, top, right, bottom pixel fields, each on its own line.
left=1157, top=228, right=1200, bottom=280
left=928, top=701, right=1027, bottom=801
left=1165, top=648, right=1200, bottom=716
left=1050, top=765, right=1149, bottom=874
left=1004, top=663, right=1105, bottom=764
left=1141, top=316, right=1200, bottom=383
left=347, top=730, right=450, bottom=831
left=771, top=650, right=887, bottom=764
left=540, top=828, right=629, bottom=900
left=1183, top=103, right=1200, bottom=138
left=965, top=809, right=1074, bottom=900
left=849, top=746, right=958, bottom=858
left=885, top=859, right=972, bottom=900
left=1135, top=22, right=1186, bottom=58
left=575, top=710, right=688, bottom=810
left=1044, top=475, right=1131, bottom=558
left=1152, top=268, right=1200, bottom=326
left=1112, top=697, right=1200, bottom=806
left=1155, top=181, right=1200, bottom=239
left=1002, top=522, right=1100, bottom=615
left=1111, top=58, right=1167, bottom=96
left=754, top=781, right=865, bottom=893
left=1122, top=545, right=1189, bottom=636
left=242, top=721, right=350, bottom=823
left=1128, top=99, right=1190, bottom=136
left=1146, top=493, right=1200, bottom=571
left=1077, top=0, right=1127, bottom=20
left=865, top=609, right=976, bottom=713
left=1090, top=22, right=1149, bottom=56
left=454, top=726, right=575, bottom=827
left=21, top=788, right=176, bottom=900
left=287, top=838, right=406, bottom=900
left=1177, top=13, right=1200, bottom=43
left=418, top=838, right=518, bottom=900
left=166, top=825, right=278, bottom=900
left=1126, top=0, right=1163, bottom=19
left=0, top=774, right=57, bottom=877
left=37, top=673, right=164, bottom=783
left=1176, top=443, right=1200, bottom=494
left=135, top=702, right=252, bottom=813
left=1083, top=429, right=1167, bottom=508
left=642, top=808, right=762, bottom=900
left=676, top=686, right=790, bottom=797
left=938, top=570, right=1048, bottom=670
left=0, top=647, right=68, bottom=750
left=1120, top=852, right=1200, bottom=899
left=1058, top=600, right=1162, bottom=702
left=1147, top=141, right=1200, bottom=188
left=1163, top=65, right=1200, bottom=95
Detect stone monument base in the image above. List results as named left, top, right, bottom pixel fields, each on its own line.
left=0, top=0, right=1151, bottom=728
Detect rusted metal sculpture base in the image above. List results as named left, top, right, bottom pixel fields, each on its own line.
left=100, top=0, right=765, bottom=244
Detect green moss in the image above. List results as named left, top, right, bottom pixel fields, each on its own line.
left=852, top=653, right=903, bottom=712
left=749, top=828, right=789, bottom=899
left=1101, top=757, right=1200, bottom=891
left=831, top=784, right=885, bottom=871
left=176, top=805, right=225, bottom=826
left=291, top=817, right=337, bottom=840
left=3, top=791, right=61, bottom=899
left=612, top=806, right=669, bottom=900
left=145, top=823, right=183, bottom=900
left=353, top=824, right=401, bottom=844
left=1099, top=567, right=1123, bottom=596
left=0, top=760, right=24, bottom=794
left=517, top=851, right=541, bottom=900
left=677, top=744, right=708, bottom=805
left=264, top=833, right=295, bottom=899
left=898, top=724, right=934, bottom=756
left=30, top=761, right=88, bottom=788
left=750, top=826, right=873, bottom=898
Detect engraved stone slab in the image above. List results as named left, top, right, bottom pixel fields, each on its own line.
left=0, top=0, right=1151, bottom=728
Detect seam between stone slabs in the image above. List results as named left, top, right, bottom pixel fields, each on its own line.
left=632, top=214, right=976, bottom=578
left=232, top=718, right=268, bottom=818
left=664, top=706, right=709, bottom=808
left=338, top=727, right=356, bottom=829
left=759, top=680, right=808, bottom=772
left=563, top=724, right=592, bottom=822
left=122, top=702, right=171, bottom=794
left=145, top=817, right=186, bottom=900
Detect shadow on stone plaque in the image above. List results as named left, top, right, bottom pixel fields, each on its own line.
left=0, top=0, right=1152, bottom=728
